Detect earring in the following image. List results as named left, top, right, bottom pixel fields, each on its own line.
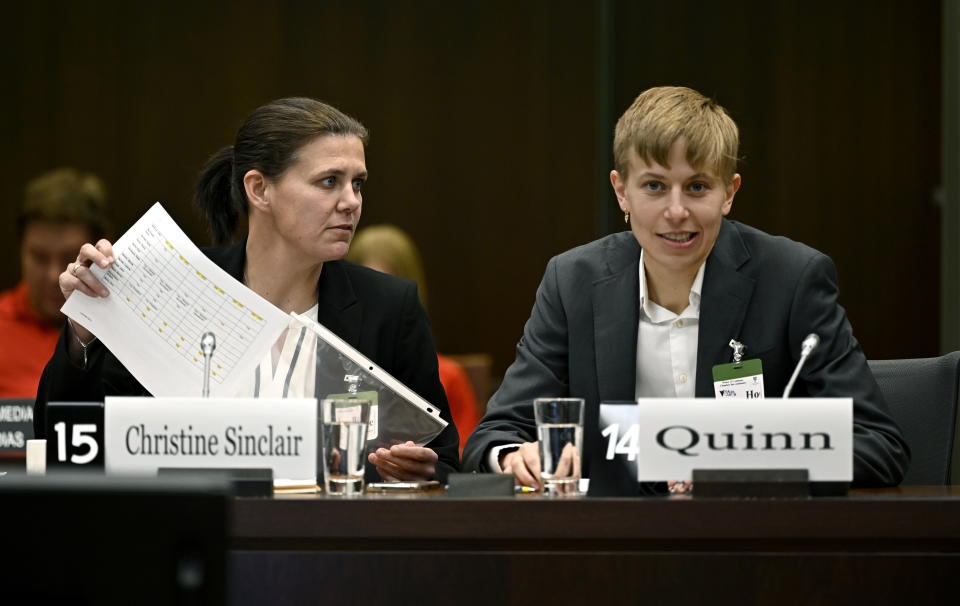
left=624, top=211, right=630, bottom=225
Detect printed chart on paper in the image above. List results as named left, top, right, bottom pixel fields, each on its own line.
left=62, top=203, right=289, bottom=397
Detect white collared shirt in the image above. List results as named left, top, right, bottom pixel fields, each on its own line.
left=635, top=249, right=704, bottom=399
left=488, top=252, right=706, bottom=472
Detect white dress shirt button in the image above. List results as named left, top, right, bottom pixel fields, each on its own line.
left=635, top=249, right=704, bottom=400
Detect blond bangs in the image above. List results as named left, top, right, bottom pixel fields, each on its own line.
left=614, top=87, right=738, bottom=183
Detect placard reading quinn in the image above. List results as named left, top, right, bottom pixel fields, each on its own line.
left=104, top=397, right=316, bottom=480
left=604, top=398, right=852, bottom=482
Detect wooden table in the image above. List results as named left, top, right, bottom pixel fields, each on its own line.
left=230, top=487, right=960, bottom=605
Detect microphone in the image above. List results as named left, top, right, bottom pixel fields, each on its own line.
left=782, top=333, right=819, bottom=399
left=201, top=332, right=217, bottom=398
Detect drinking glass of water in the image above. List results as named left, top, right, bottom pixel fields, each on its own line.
left=320, top=398, right=372, bottom=496
left=534, top=398, right=584, bottom=496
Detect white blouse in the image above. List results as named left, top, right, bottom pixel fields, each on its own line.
left=233, top=304, right=319, bottom=399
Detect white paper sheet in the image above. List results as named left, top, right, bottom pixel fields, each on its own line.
left=61, top=202, right=289, bottom=397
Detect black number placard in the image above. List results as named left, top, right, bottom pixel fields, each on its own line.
left=45, top=402, right=105, bottom=469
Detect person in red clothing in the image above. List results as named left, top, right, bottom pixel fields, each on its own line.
left=0, top=168, right=109, bottom=397
left=347, top=225, right=481, bottom=451
left=436, top=354, right=480, bottom=444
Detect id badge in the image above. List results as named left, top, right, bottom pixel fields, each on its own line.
left=324, top=390, right=379, bottom=440
left=712, top=359, right=764, bottom=399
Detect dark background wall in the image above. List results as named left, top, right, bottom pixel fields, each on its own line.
left=0, top=0, right=942, bottom=380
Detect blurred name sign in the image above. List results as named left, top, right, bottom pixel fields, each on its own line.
left=0, top=399, right=33, bottom=454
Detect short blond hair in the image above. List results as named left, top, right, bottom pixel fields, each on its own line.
left=613, top=86, right=739, bottom=183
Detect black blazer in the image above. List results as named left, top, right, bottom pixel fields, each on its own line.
left=35, top=240, right=459, bottom=481
left=462, top=220, right=909, bottom=487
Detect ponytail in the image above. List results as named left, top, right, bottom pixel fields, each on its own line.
left=194, top=145, right=240, bottom=245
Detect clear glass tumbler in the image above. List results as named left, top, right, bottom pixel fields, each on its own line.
left=533, top=397, right=584, bottom=496
left=319, top=398, right=371, bottom=496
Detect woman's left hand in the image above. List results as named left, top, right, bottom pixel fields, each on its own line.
left=368, top=441, right=437, bottom=481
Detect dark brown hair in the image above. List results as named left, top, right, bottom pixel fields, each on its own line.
left=194, top=97, right=369, bottom=244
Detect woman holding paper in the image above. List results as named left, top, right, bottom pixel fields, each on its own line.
left=35, top=98, right=458, bottom=482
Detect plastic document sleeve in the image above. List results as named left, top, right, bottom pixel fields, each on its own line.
left=291, top=312, right=447, bottom=449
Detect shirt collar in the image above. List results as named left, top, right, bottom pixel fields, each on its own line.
left=638, top=249, right=705, bottom=322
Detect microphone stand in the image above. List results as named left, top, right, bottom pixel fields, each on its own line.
left=782, top=333, right=820, bottom=398
left=200, top=332, right=216, bottom=398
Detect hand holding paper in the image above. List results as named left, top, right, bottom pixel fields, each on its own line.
left=61, top=203, right=290, bottom=397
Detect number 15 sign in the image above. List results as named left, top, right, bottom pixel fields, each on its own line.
left=45, top=402, right=105, bottom=470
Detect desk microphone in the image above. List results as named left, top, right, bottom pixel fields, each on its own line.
left=201, top=332, right=217, bottom=398
left=782, top=333, right=819, bottom=399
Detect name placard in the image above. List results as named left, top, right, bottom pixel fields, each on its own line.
left=105, top=397, right=317, bottom=480
left=0, top=399, right=33, bottom=454
left=600, top=398, right=852, bottom=481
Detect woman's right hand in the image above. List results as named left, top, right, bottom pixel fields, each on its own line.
left=60, top=240, right=115, bottom=301
left=60, top=240, right=115, bottom=344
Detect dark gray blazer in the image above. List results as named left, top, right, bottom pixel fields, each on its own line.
left=462, top=220, right=909, bottom=487
left=35, top=240, right=460, bottom=481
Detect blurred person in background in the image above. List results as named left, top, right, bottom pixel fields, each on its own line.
left=0, top=168, right=108, bottom=397
left=348, top=225, right=480, bottom=451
